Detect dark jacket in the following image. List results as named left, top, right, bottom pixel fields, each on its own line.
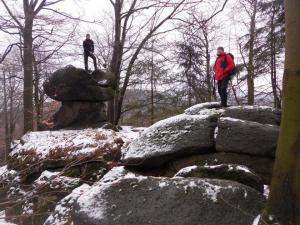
left=213, top=52, right=235, bottom=80
left=83, top=39, right=94, bottom=53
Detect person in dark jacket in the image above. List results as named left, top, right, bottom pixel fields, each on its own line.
left=83, top=34, right=97, bottom=71
left=213, top=47, right=235, bottom=107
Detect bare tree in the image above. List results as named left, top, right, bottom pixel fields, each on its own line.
left=0, top=0, right=73, bottom=133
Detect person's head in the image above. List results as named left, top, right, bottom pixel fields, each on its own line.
left=217, top=47, right=224, bottom=55
left=86, top=34, right=91, bottom=39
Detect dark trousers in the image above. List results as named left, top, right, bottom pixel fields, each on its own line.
left=84, top=51, right=97, bottom=71
left=217, top=75, right=230, bottom=107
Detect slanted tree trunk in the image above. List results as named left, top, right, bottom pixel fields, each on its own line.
left=259, top=0, right=300, bottom=224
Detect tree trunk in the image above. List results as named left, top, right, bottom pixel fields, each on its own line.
left=247, top=0, right=257, bottom=105
left=108, top=0, right=123, bottom=124
left=2, top=71, right=10, bottom=160
left=270, top=3, right=281, bottom=109
left=259, top=0, right=300, bottom=224
left=150, top=41, right=155, bottom=125
left=204, top=30, right=212, bottom=102
left=23, top=17, right=34, bottom=133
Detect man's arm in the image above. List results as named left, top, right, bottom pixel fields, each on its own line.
left=91, top=40, right=94, bottom=53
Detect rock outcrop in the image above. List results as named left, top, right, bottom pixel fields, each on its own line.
left=122, top=103, right=280, bottom=185
left=43, top=65, right=115, bottom=129
left=0, top=102, right=280, bottom=225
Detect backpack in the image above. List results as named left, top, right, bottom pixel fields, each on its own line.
left=221, top=53, right=237, bottom=77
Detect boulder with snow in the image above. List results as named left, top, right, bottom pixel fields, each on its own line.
left=72, top=167, right=265, bottom=225
left=166, top=152, right=274, bottom=184
left=8, top=129, right=124, bottom=179
left=216, top=117, right=279, bottom=157
left=44, top=184, right=91, bottom=225
left=121, top=114, right=217, bottom=168
left=185, top=102, right=222, bottom=115
left=185, top=104, right=281, bottom=125
left=175, top=164, right=264, bottom=193
left=223, top=105, right=281, bottom=125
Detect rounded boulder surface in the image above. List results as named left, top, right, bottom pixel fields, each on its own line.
left=43, top=65, right=114, bottom=102
left=175, top=164, right=264, bottom=193
left=121, top=114, right=217, bottom=168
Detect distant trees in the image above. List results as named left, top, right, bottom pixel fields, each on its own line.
left=259, top=0, right=300, bottom=224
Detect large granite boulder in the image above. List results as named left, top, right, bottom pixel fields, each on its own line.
left=43, top=65, right=114, bottom=102
left=72, top=167, right=265, bottom=225
left=121, top=114, right=217, bottom=168
left=175, top=164, right=264, bottom=193
left=216, top=117, right=279, bottom=157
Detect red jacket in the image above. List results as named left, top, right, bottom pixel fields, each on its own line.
left=213, top=53, right=235, bottom=80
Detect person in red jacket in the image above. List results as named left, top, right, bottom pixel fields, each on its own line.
left=213, top=47, right=235, bottom=107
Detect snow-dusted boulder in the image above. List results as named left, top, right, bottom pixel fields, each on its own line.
left=121, top=114, right=217, bottom=168
left=223, top=105, right=281, bottom=125
left=73, top=167, right=265, bottom=225
left=44, top=184, right=91, bottom=225
left=185, top=103, right=281, bottom=125
left=175, top=164, right=264, bottom=193
left=185, top=102, right=222, bottom=115
left=216, top=117, right=279, bottom=157
left=8, top=129, right=124, bottom=178
left=167, top=152, right=274, bottom=184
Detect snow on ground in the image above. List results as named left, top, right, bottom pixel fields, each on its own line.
left=0, top=166, right=19, bottom=183
left=0, top=211, right=16, bottom=225
left=10, top=128, right=124, bottom=161
left=118, top=126, right=145, bottom=144
left=184, top=102, right=221, bottom=114
left=252, top=215, right=261, bottom=225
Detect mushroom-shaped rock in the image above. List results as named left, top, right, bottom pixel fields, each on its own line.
left=43, top=65, right=114, bottom=102
left=121, top=114, right=217, bottom=168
